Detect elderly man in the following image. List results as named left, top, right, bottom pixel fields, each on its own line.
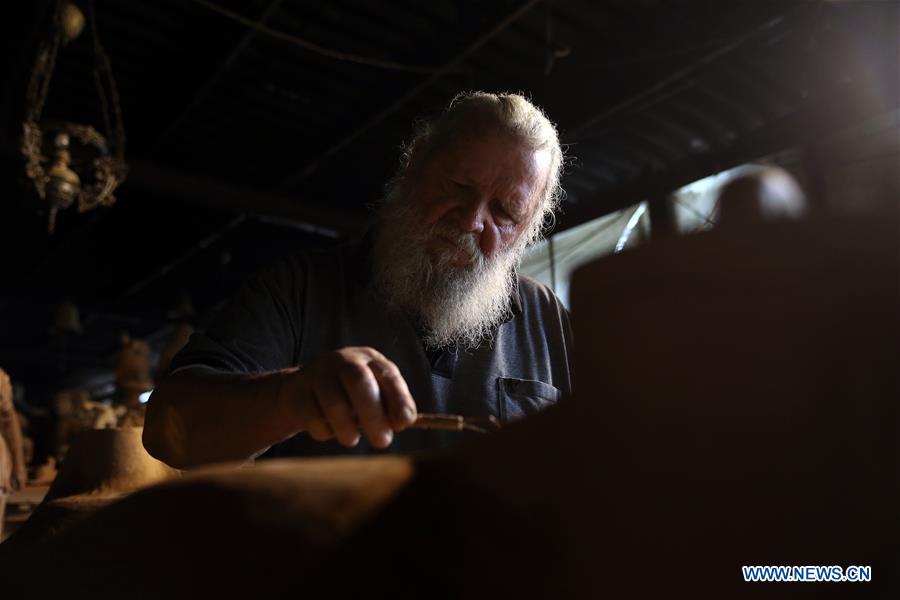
left=144, top=92, right=572, bottom=468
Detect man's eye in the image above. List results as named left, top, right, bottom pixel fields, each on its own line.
left=444, top=179, right=466, bottom=194
left=497, top=208, right=519, bottom=224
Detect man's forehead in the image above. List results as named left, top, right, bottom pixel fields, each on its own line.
left=434, top=131, right=549, bottom=189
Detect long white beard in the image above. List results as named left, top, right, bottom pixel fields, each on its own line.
left=372, top=188, right=526, bottom=350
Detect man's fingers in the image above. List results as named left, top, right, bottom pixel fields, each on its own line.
left=296, top=395, right=333, bottom=442
left=369, top=357, right=417, bottom=432
left=339, top=361, right=393, bottom=449
left=314, top=378, right=360, bottom=448
left=307, top=420, right=334, bottom=442
left=302, top=347, right=413, bottom=449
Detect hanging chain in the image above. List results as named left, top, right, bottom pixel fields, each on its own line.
left=22, top=2, right=66, bottom=197
left=88, top=0, right=125, bottom=159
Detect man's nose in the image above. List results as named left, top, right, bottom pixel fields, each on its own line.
left=456, top=198, right=487, bottom=234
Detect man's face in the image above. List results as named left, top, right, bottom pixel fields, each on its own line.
left=372, top=128, right=552, bottom=349
left=410, top=129, right=552, bottom=269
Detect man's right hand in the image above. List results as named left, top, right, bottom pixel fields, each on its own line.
left=281, top=347, right=418, bottom=449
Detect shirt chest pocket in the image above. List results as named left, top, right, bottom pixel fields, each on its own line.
left=497, top=377, right=561, bottom=422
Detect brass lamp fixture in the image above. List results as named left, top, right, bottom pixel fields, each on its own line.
left=21, top=0, right=127, bottom=234
left=44, top=132, right=80, bottom=211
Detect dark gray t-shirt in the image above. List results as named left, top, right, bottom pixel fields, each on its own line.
left=170, top=239, right=573, bottom=456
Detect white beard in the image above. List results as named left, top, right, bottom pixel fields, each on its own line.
left=371, top=186, right=527, bottom=350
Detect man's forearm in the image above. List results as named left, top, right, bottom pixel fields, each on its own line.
left=143, top=367, right=304, bottom=469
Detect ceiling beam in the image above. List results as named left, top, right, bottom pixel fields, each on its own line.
left=555, top=89, right=893, bottom=233
left=276, top=0, right=546, bottom=191
left=126, top=161, right=372, bottom=237
left=567, top=12, right=791, bottom=142
left=146, top=0, right=284, bottom=156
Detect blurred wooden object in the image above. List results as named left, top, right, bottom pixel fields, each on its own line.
left=562, top=209, right=899, bottom=597
left=0, top=438, right=7, bottom=541
left=0, top=370, right=26, bottom=493
left=0, top=369, right=28, bottom=541
left=0, top=427, right=178, bottom=553
left=1, top=484, right=49, bottom=543
left=30, top=457, right=57, bottom=485
left=0, top=455, right=411, bottom=592
left=53, top=388, right=117, bottom=461
left=45, top=427, right=177, bottom=502
left=49, top=301, right=82, bottom=336
left=116, top=334, right=154, bottom=427
left=14, top=411, right=33, bottom=470
left=115, top=334, right=153, bottom=397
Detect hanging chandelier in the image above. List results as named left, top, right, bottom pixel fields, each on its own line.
left=21, top=0, right=127, bottom=234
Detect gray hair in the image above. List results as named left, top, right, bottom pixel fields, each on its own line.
left=397, top=91, right=565, bottom=244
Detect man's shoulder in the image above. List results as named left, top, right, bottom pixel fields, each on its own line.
left=517, top=274, right=566, bottom=312
left=258, top=238, right=362, bottom=284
